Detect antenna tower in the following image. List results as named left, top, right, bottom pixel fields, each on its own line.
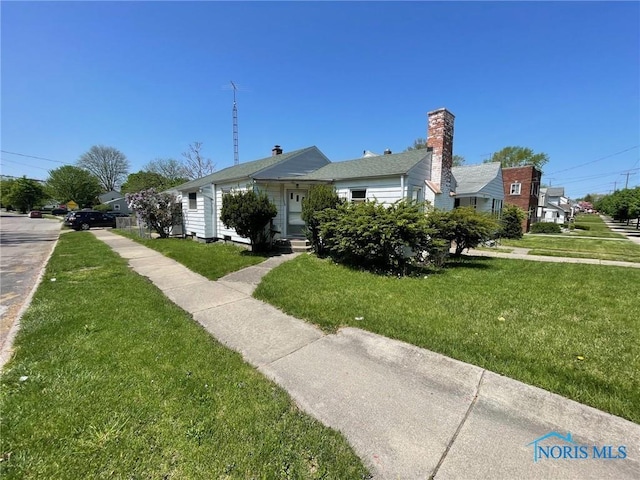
left=231, top=81, right=239, bottom=165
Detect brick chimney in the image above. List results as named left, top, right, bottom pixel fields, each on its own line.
left=427, top=108, right=455, bottom=192
left=272, top=145, right=283, bottom=156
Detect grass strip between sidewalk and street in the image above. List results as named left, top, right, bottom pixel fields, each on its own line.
left=500, top=236, right=640, bottom=263
left=254, top=254, right=640, bottom=424
left=115, top=230, right=268, bottom=279
left=0, top=233, right=369, bottom=479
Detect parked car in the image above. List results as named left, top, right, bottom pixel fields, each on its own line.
left=64, top=210, right=116, bottom=230
left=51, top=208, right=68, bottom=216
left=28, top=210, right=43, bottom=218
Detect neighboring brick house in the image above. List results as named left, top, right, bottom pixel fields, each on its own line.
left=502, top=165, right=542, bottom=232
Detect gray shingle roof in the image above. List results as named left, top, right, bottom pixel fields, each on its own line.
left=452, top=162, right=501, bottom=195
left=174, top=146, right=320, bottom=191
left=292, top=149, right=432, bottom=181
left=546, top=187, right=565, bottom=197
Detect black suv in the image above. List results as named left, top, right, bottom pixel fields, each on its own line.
left=64, top=211, right=116, bottom=231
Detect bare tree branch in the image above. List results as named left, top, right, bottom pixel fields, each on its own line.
left=181, top=142, right=215, bottom=180
left=77, top=145, right=129, bottom=192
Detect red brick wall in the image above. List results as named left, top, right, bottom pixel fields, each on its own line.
left=427, top=108, right=455, bottom=193
left=502, top=166, right=542, bottom=232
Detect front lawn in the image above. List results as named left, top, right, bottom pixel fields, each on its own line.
left=0, top=234, right=369, bottom=479
left=116, top=231, right=267, bottom=279
left=254, top=255, right=640, bottom=423
left=500, top=236, right=640, bottom=263
left=569, top=214, right=625, bottom=238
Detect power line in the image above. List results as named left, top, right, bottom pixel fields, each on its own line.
left=1, top=158, right=52, bottom=171
left=546, top=145, right=639, bottom=175
left=0, top=150, right=70, bottom=164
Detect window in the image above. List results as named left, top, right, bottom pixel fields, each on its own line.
left=351, top=189, right=366, bottom=203
left=510, top=183, right=521, bottom=195
left=113, top=204, right=120, bottom=211
left=188, top=192, right=197, bottom=209
left=492, top=199, right=503, bottom=216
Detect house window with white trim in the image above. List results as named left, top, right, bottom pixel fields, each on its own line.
left=351, top=189, right=366, bottom=203
left=188, top=192, right=197, bottom=209
left=113, top=204, right=121, bottom=211
left=510, top=182, right=521, bottom=195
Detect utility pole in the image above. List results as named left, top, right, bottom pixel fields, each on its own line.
left=621, top=169, right=638, bottom=189
left=231, top=81, right=239, bottom=166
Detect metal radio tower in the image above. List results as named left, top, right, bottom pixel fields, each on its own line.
left=231, top=81, right=239, bottom=165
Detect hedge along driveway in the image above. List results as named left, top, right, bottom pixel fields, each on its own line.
left=0, top=233, right=369, bottom=479
left=254, top=254, right=640, bottom=424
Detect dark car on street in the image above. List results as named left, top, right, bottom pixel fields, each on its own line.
left=64, top=210, right=116, bottom=231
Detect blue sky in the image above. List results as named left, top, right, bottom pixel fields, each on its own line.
left=1, top=1, right=638, bottom=199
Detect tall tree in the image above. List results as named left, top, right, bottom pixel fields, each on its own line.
left=145, top=158, right=188, bottom=183
left=5, top=176, right=46, bottom=213
left=405, top=138, right=465, bottom=166
left=485, top=146, right=549, bottom=170
left=46, top=166, right=102, bottom=208
left=77, top=145, right=129, bottom=192
left=121, top=171, right=172, bottom=194
left=182, top=142, right=215, bottom=180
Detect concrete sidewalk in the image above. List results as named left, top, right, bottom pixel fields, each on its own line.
left=92, top=230, right=640, bottom=480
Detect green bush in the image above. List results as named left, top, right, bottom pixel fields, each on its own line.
left=317, top=200, right=442, bottom=274
left=427, top=207, right=500, bottom=256
left=301, top=185, right=343, bottom=255
left=530, top=222, right=562, bottom=234
left=574, top=223, right=591, bottom=231
left=220, top=189, right=277, bottom=252
left=94, top=203, right=112, bottom=212
left=499, top=204, right=525, bottom=239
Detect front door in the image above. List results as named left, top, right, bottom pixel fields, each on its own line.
left=287, top=190, right=306, bottom=237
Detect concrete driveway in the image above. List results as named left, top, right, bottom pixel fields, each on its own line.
left=0, top=213, right=61, bottom=363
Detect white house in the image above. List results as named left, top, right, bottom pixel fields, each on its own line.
left=175, top=108, right=457, bottom=244
left=537, top=187, right=572, bottom=224
left=451, top=162, right=504, bottom=215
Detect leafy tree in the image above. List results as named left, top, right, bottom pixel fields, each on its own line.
left=427, top=207, right=499, bottom=256
left=77, top=145, right=129, bottom=192
left=46, top=165, right=102, bottom=208
left=1, top=178, right=16, bottom=209
left=220, top=189, right=277, bottom=251
left=182, top=142, right=215, bottom=180
left=4, top=176, right=46, bottom=213
left=121, top=171, right=171, bottom=194
left=145, top=158, right=189, bottom=184
left=126, top=189, right=183, bottom=239
left=406, top=138, right=427, bottom=151
left=301, top=185, right=343, bottom=254
left=452, top=155, right=465, bottom=167
left=485, top=146, right=549, bottom=170
left=499, top=204, right=526, bottom=239
left=595, top=187, right=640, bottom=225
left=318, top=200, right=443, bottom=273
left=405, top=138, right=465, bottom=166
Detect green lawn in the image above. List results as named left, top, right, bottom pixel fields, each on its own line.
left=569, top=214, right=626, bottom=238
left=0, top=234, right=368, bottom=479
left=501, top=236, right=640, bottom=263
left=254, top=255, right=640, bottom=424
left=116, top=231, right=268, bottom=279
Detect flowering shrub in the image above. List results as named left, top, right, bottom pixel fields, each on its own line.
left=126, top=188, right=182, bottom=238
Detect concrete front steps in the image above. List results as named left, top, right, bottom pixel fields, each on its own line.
left=276, top=238, right=311, bottom=253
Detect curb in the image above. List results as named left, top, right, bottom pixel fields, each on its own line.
left=0, top=235, right=61, bottom=371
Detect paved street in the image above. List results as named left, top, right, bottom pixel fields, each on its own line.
left=0, top=214, right=61, bottom=358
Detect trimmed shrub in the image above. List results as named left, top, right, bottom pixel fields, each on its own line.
left=301, top=185, right=343, bottom=255
left=427, top=207, right=500, bottom=256
left=317, top=200, right=441, bottom=274
left=499, top=204, right=525, bottom=239
left=530, top=222, right=562, bottom=234
left=220, top=189, right=277, bottom=252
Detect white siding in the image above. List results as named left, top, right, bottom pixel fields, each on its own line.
left=334, top=177, right=403, bottom=205
left=406, top=157, right=430, bottom=204
left=182, top=185, right=214, bottom=239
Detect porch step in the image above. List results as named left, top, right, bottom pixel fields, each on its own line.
left=276, top=238, right=312, bottom=253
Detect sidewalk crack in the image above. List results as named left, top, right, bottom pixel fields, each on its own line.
left=429, top=369, right=486, bottom=480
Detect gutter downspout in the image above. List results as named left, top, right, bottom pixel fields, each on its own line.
left=211, top=183, right=217, bottom=239
left=400, top=175, right=405, bottom=199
